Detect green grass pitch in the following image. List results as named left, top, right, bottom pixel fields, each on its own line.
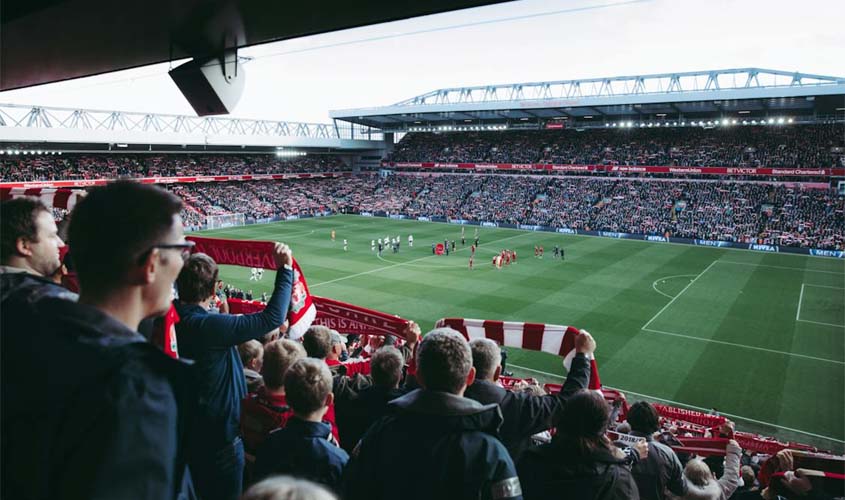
left=199, top=214, right=845, bottom=451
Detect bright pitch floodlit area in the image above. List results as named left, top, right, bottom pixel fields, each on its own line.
left=200, top=214, right=845, bottom=450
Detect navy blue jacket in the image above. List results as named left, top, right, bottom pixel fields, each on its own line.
left=253, top=418, right=349, bottom=492
left=175, top=267, right=292, bottom=447
left=345, top=389, right=523, bottom=500
left=1, top=290, right=195, bottom=500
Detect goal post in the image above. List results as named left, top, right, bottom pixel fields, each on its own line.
left=206, top=213, right=246, bottom=230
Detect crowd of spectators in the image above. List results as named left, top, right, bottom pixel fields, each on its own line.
left=2, top=186, right=842, bottom=500
left=169, top=175, right=844, bottom=249
left=387, top=125, right=845, bottom=168
left=0, top=153, right=349, bottom=182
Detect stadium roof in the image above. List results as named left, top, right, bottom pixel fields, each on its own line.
left=1, top=0, right=508, bottom=91
left=0, top=103, right=384, bottom=152
left=330, top=68, right=845, bottom=131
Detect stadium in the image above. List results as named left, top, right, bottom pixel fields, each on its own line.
left=2, top=1, right=844, bottom=499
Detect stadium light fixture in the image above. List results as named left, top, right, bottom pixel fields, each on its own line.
left=721, top=119, right=729, bottom=125
left=605, top=123, right=610, bottom=127
left=14, top=150, right=20, bottom=155
left=751, top=120, right=757, bottom=124
left=742, top=120, right=748, bottom=125
left=731, top=119, right=737, bottom=125
left=36, top=150, right=42, bottom=154
left=672, top=122, right=677, bottom=126
left=768, top=118, right=775, bottom=124
left=777, top=117, right=785, bottom=124
left=626, top=121, right=633, bottom=127
left=787, top=118, right=793, bottom=123
left=0, top=150, right=4, bottom=155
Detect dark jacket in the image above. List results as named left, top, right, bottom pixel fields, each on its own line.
left=254, top=418, right=349, bottom=492
left=333, top=375, right=406, bottom=453
left=174, top=267, right=292, bottom=447
left=630, top=431, right=687, bottom=500
left=344, top=389, right=523, bottom=500
left=1, top=296, right=195, bottom=500
left=464, top=352, right=591, bottom=461
left=518, top=438, right=640, bottom=500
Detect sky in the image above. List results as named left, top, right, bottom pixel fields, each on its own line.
left=1, top=0, right=844, bottom=124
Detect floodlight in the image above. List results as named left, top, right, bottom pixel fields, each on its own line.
left=721, top=119, right=729, bottom=125
left=768, top=118, right=774, bottom=124
left=787, top=118, right=793, bottom=123
left=731, top=119, right=737, bottom=125
left=777, top=117, right=785, bottom=124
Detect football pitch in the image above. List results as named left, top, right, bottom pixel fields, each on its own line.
left=200, top=214, right=845, bottom=451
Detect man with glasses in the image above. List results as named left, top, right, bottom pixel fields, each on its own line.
left=174, top=244, right=294, bottom=500
left=1, top=181, right=197, bottom=500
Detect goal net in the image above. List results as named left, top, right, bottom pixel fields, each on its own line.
left=206, top=213, right=246, bottom=230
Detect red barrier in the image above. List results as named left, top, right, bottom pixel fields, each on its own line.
left=386, top=162, right=845, bottom=177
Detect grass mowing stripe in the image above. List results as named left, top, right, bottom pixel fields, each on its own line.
left=718, top=261, right=844, bottom=275
left=641, top=327, right=844, bottom=364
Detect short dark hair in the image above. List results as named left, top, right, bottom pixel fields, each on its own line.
left=626, top=401, right=660, bottom=434
left=371, top=346, right=404, bottom=388
left=262, top=339, right=305, bottom=389
left=469, top=338, right=501, bottom=380
left=68, top=182, right=182, bottom=292
left=0, top=197, right=50, bottom=264
left=417, top=328, right=472, bottom=394
left=176, top=253, right=218, bottom=303
left=302, top=325, right=332, bottom=359
left=284, top=358, right=332, bottom=415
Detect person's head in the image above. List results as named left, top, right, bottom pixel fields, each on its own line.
left=241, top=476, right=336, bottom=500
left=68, top=182, right=187, bottom=317
left=302, top=325, right=332, bottom=359
left=740, top=466, right=756, bottom=488
left=239, top=340, right=264, bottom=372
left=327, top=330, right=345, bottom=361
left=469, top=338, right=501, bottom=382
left=176, top=253, right=218, bottom=304
left=262, top=339, right=306, bottom=391
left=0, top=197, right=64, bottom=276
left=684, top=459, right=715, bottom=487
left=626, top=401, right=660, bottom=435
left=284, top=358, right=333, bottom=419
left=370, top=346, right=404, bottom=389
left=416, top=328, right=475, bottom=395
left=555, top=389, right=612, bottom=457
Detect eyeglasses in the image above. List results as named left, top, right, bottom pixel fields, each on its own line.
left=139, top=241, right=196, bottom=264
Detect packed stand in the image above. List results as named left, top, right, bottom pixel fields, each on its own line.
left=0, top=153, right=349, bottom=182
left=167, top=175, right=844, bottom=249
left=387, top=125, right=845, bottom=168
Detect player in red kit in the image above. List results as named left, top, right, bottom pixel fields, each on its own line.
left=539, top=245, right=544, bottom=258
left=468, top=254, right=474, bottom=270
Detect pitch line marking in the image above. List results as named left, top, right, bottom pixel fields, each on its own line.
left=507, top=363, right=845, bottom=444
left=795, top=283, right=845, bottom=328
left=718, top=261, right=844, bottom=275
left=651, top=274, right=698, bottom=299
left=642, top=260, right=718, bottom=331
left=640, top=327, right=844, bottom=365
left=802, top=283, right=845, bottom=290
left=796, top=283, right=805, bottom=321
left=796, top=319, right=845, bottom=329
left=310, top=231, right=531, bottom=288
